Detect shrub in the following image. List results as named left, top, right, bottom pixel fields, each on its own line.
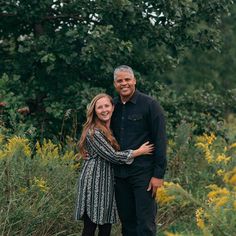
left=0, top=135, right=82, bottom=236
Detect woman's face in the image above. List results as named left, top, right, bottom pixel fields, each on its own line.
left=95, top=97, right=114, bottom=124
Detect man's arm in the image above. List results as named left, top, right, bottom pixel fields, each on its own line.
left=147, top=99, right=167, bottom=196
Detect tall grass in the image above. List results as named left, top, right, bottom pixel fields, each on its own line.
left=0, top=115, right=235, bottom=235
left=0, top=136, right=82, bottom=236
left=157, top=120, right=236, bottom=236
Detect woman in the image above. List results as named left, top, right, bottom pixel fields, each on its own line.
left=75, top=93, right=154, bottom=236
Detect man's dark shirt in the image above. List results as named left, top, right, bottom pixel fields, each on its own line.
left=111, top=90, right=167, bottom=179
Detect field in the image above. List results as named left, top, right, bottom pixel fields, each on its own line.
left=1, top=116, right=235, bottom=236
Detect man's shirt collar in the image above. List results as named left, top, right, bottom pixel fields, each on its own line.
left=115, top=90, right=139, bottom=105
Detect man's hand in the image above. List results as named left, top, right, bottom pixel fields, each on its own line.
left=147, top=177, right=164, bottom=197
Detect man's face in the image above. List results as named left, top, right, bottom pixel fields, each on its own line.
left=113, top=71, right=136, bottom=99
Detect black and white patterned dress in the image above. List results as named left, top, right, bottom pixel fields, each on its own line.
left=75, top=128, right=133, bottom=224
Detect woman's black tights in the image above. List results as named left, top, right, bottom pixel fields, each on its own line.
left=82, top=213, right=112, bottom=236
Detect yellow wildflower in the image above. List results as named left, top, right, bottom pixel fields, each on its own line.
left=196, top=133, right=216, bottom=145
left=36, top=139, right=60, bottom=160
left=0, top=134, right=4, bottom=145
left=0, top=150, right=6, bottom=160
left=224, top=167, right=236, bottom=186
left=215, top=196, right=229, bottom=207
left=215, top=154, right=231, bottom=164
left=205, top=148, right=213, bottom=163
left=229, top=142, right=236, bottom=149
left=71, top=161, right=81, bottom=170
left=207, top=187, right=229, bottom=199
left=195, top=207, right=205, bottom=229
left=205, top=133, right=216, bottom=145
left=195, top=133, right=219, bottom=164
left=195, top=142, right=206, bottom=148
left=233, top=201, right=236, bottom=210
left=207, top=184, right=232, bottom=209
left=33, top=177, right=49, bottom=193
left=5, top=136, right=31, bottom=158
left=168, top=139, right=175, bottom=148
left=164, top=232, right=181, bottom=236
left=207, top=184, right=218, bottom=190
left=216, top=169, right=225, bottom=176
left=19, top=187, right=28, bottom=193
left=156, top=182, right=176, bottom=205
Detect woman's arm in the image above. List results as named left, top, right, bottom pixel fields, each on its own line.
left=86, top=129, right=153, bottom=165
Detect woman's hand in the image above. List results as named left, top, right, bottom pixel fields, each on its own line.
left=132, top=141, right=154, bottom=158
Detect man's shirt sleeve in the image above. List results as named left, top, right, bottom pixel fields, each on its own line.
left=148, top=100, right=167, bottom=179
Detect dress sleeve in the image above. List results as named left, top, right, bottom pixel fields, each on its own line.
left=86, top=129, right=134, bottom=165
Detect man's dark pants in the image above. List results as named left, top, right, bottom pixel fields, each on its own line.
left=115, top=171, right=157, bottom=236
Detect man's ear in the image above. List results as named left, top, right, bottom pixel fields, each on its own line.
left=113, top=80, right=117, bottom=89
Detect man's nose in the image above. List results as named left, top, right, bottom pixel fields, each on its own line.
left=120, top=80, right=127, bottom=85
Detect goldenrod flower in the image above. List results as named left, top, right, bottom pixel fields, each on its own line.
left=36, top=139, right=60, bottom=160
left=168, top=139, right=175, bottom=148
left=0, top=134, right=4, bottom=145
left=205, top=148, right=213, bottom=163
left=206, top=184, right=232, bottom=209
left=196, top=133, right=216, bottom=145
left=33, top=177, right=49, bottom=193
left=195, top=133, right=222, bottom=164
left=215, top=196, right=229, bottom=207
left=19, top=187, right=28, bottom=193
left=195, top=207, right=205, bottom=229
left=207, top=186, right=229, bottom=199
left=233, top=201, right=236, bottom=210
left=224, top=167, right=236, bottom=186
left=156, top=182, right=176, bottom=205
left=216, top=169, right=225, bottom=176
left=164, top=232, right=181, bottom=236
left=216, top=154, right=231, bottom=164
left=5, top=136, right=31, bottom=158
left=0, top=150, right=6, bottom=160
left=205, top=133, right=216, bottom=145
left=229, top=142, right=236, bottom=149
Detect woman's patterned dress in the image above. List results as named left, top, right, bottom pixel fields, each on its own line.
left=75, top=128, right=133, bottom=224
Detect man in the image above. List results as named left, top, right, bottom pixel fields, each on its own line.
left=111, top=65, right=167, bottom=236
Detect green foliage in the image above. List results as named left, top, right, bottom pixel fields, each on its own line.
left=0, top=135, right=82, bottom=236
left=1, top=0, right=235, bottom=139
left=157, top=3, right=236, bottom=92
left=145, top=81, right=235, bottom=137
left=157, top=119, right=236, bottom=235
left=1, top=117, right=235, bottom=235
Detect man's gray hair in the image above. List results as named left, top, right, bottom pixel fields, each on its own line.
left=113, top=65, right=134, bottom=80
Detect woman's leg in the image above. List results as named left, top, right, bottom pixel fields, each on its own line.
left=82, top=213, right=97, bottom=236
left=98, top=223, right=112, bottom=236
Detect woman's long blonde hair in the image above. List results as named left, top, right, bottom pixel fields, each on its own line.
left=78, top=93, right=120, bottom=156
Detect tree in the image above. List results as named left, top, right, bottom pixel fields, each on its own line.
left=0, top=0, right=234, bottom=138
left=156, top=3, right=236, bottom=92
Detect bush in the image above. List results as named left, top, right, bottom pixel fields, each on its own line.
left=157, top=121, right=236, bottom=236
left=144, top=82, right=235, bottom=138
left=0, top=135, right=82, bottom=236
